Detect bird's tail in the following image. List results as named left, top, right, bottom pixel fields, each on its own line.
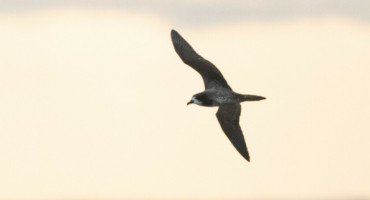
left=240, top=94, right=266, bottom=102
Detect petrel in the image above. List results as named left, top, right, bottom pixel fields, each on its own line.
left=171, top=29, right=265, bottom=162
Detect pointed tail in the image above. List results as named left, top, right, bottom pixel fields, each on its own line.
left=241, top=94, right=266, bottom=101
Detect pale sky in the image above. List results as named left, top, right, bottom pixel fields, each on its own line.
left=0, top=1, right=370, bottom=199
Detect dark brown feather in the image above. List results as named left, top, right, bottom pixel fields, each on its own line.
left=171, top=30, right=232, bottom=90
left=216, top=103, right=250, bottom=161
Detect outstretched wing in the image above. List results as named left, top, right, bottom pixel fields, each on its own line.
left=171, top=30, right=232, bottom=90
left=216, top=103, right=250, bottom=161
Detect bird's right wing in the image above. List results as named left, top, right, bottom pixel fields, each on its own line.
left=171, top=30, right=232, bottom=90
left=216, top=103, right=250, bottom=161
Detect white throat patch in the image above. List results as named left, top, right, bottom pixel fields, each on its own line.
left=192, top=96, right=202, bottom=105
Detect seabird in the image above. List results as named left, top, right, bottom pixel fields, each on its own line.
left=171, top=29, right=265, bottom=162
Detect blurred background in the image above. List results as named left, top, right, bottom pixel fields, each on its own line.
left=0, top=0, right=369, bottom=199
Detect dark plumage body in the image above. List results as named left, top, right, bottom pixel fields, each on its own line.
left=193, top=90, right=265, bottom=107
left=171, top=29, right=265, bottom=162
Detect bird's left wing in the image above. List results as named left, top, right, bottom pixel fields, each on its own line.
left=216, top=103, right=250, bottom=161
left=171, top=30, right=232, bottom=90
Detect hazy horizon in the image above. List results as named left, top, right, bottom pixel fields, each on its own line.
left=1, top=1, right=369, bottom=199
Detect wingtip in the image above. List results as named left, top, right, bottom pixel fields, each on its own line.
left=171, top=29, right=184, bottom=43
left=171, top=29, right=179, bottom=37
left=241, top=149, right=250, bottom=162
left=245, top=155, right=250, bottom=162
left=240, top=150, right=250, bottom=162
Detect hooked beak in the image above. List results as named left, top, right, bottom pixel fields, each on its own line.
left=187, top=100, right=194, bottom=105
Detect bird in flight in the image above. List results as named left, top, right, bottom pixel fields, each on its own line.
left=171, top=29, right=265, bottom=162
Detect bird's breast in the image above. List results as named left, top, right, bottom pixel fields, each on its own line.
left=195, top=90, right=237, bottom=106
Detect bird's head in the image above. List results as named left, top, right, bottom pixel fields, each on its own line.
left=187, top=95, right=201, bottom=106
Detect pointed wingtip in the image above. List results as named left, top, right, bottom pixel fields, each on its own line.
left=238, top=146, right=250, bottom=162
left=240, top=145, right=250, bottom=162
left=171, top=29, right=179, bottom=37
left=170, top=29, right=178, bottom=42
left=171, top=29, right=184, bottom=44
left=245, top=154, right=250, bottom=162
